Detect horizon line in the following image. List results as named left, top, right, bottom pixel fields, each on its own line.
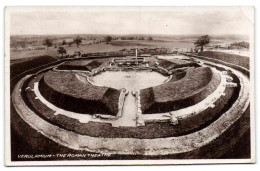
left=10, top=33, right=249, bottom=37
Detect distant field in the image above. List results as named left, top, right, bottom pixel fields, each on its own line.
left=10, top=40, right=193, bottom=60
left=10, top=48, right=59, bottom=60
left=10, top=34, right=248, bottom=61
left=110, top=40, right=193, bottom=48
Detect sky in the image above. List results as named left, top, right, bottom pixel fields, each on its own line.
left=9, top=6, right=254, bottom=36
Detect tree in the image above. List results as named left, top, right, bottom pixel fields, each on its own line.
left=43, top=38, right=53, bottom=48
left=57, top=47, right=67, bottom=57
left=68, top=42, right=73, bottom=47
left=73, top=36, right=82, bottom=47
left=148, top=36, right=153, bottom=41
left=104, top=36, right=112, bottom=44
left=61, top=40, right=67, bottom=45
left=194, top=35, right=210, bottom=52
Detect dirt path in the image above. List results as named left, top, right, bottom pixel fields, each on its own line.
left=113, top=93, right=137, bottom=127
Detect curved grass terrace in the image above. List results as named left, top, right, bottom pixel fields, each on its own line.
left=140, top=67, right=221, bottom=114
left=56, top=60, right=103, bottom=71
left=198, top=51, right=250, bottom=69
left=157, top=58, right=200, bottom=70
left=39, top=70, right=120, bottom=115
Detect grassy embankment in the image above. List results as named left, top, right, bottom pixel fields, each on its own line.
left=57, top=60, right=103, bottom=71
left=157, top=58, right=200, bottom=70
left=10, top=55, right=58, bottom=79
left=39, top=70, right=120, bottom=115
left=198, top=51, right=249, bottom=69
left=140, top=67, right=221, bottom=114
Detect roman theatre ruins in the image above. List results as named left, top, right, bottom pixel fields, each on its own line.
left=11, top=52, right=250, bottom=158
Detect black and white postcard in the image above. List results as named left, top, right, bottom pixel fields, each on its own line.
left=4, top=6, right=255, bottom=166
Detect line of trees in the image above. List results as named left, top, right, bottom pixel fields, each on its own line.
left=120, top=36, right=145, bottom=40
left=42, top=36, right=83, bottom=48
left=42, top=35, right=156, bottom=49
left=120, top=36, right=153, bottom=41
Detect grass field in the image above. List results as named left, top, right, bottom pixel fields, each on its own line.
left=10, top=34, right=248, bottom=61
left=10, top=40, right=193, bottom=60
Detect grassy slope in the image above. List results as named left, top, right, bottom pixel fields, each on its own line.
left=198, top=51, right=249, bottom=69
left=157, top=58, right=200, bottom=70
left=169, top=71, right=187, bottom=82
left=57, top=60, right=103, bottom=71
left=140, top=67, right=221, bottom=114
left=39, top=71, right=120, bottom=115
left=10, top=55, right=57, bottom=78
left=154, top=67, right=214, bottom=101
left=43, top=71, right=106, bottom=99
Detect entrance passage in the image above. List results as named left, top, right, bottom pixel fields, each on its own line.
left=91, top=70, right=168, bottom=127
left=114, top=93, right=137, bottom=127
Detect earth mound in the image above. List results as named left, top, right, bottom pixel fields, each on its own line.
left=38, top=70, right=120, bottom=115
left=140, top=67, right=221, bottom=114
